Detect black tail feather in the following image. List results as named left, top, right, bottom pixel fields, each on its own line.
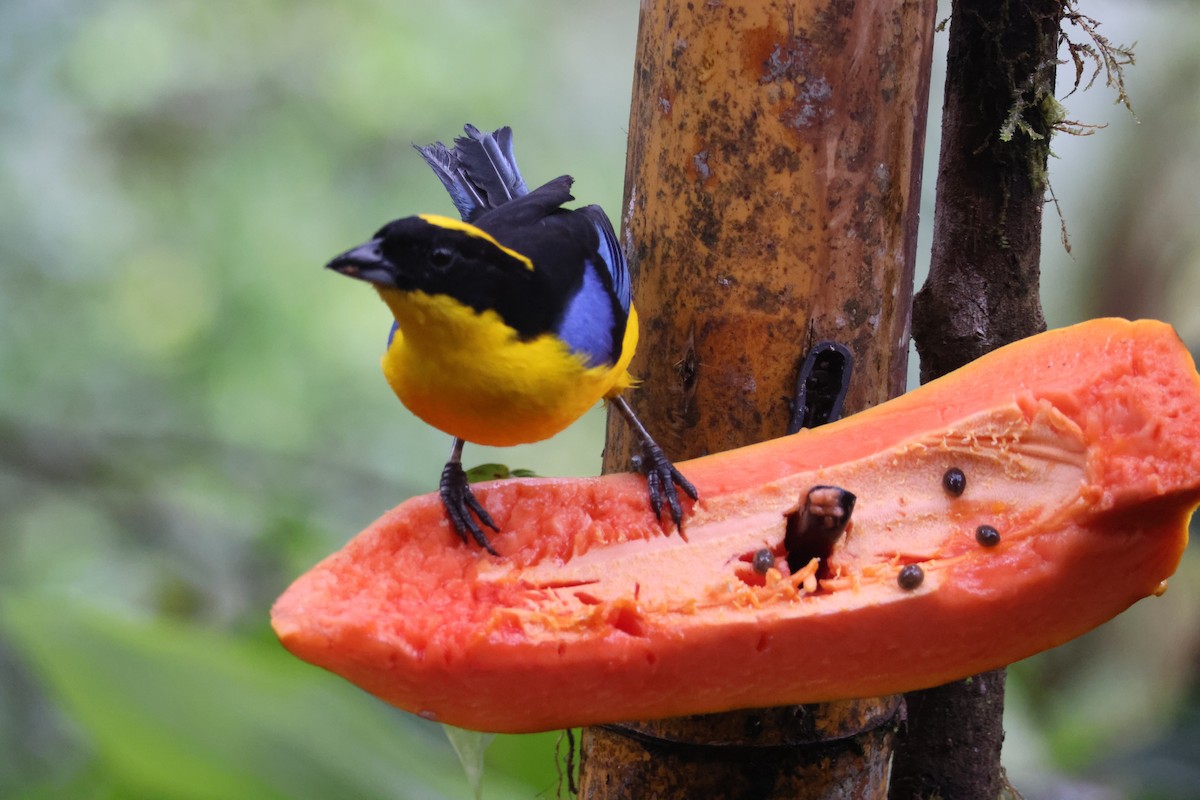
left=414, top=140, right=487, bottom=220
left=414, top=125, right=530, bottom=222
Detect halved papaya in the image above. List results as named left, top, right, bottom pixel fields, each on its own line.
left=272, top=318, right=1200, bottom=733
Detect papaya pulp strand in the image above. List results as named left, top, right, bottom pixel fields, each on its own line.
left=272, top=318, right=1200, bottom=733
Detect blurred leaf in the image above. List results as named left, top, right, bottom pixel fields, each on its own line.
left=442, top=726, right=494, bottom=800
left=0, top=592, right=535, bottom=799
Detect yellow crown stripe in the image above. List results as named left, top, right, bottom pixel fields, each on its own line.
left=418, top=214, right=535, bottom=272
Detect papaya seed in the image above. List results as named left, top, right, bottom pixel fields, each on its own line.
left=752, top=548, right=774, bottom=574
left=898, top=564, right=925, bottom=590
left=943, top=467, right=966, bottom=497
left=976, top=524, right=1001, bottom=547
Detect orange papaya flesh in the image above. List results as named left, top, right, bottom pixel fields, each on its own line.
left=272, top=318, right=1200, bottom=733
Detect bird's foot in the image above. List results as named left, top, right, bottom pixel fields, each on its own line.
left=631, top=440, right=699, bottom=535
left=439, top=460, right=501, bottom=555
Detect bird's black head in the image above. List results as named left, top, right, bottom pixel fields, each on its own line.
left=327, top=214, right=559, bottom=338
left=327, top=214, right=533, bottom=295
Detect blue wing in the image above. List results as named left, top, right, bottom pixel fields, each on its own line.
left=555, top=205, right=631, bottom=368
left=578, top=205, right=630, bottom=315
left=556, top=259, right=618, bottom=367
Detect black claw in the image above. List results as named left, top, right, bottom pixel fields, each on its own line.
left=634, top=438, right=696, bottom=532
left=672, top=463, right=700, bottom=501
left=646, top=466, right=662, bottom=517
left=612, top=396, right=697, bottom=534
left=439, top=460, right=500, bottom=555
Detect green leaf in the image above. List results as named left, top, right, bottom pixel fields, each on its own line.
left=464, top=464, right=538, bottom=483
left=0, top=592, right=535, bottom=800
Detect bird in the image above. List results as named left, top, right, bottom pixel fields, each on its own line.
left=326, top=124, right=697, bottom=554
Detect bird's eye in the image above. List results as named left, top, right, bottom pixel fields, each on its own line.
left=429, top=247, right=454, bottom=269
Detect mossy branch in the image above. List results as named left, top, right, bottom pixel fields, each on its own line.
left=1000, top=1, right=1135, bottom=147
left=1060, top=0, right=1135, bottom=112
left=998, top=2, right=1135, bottom=255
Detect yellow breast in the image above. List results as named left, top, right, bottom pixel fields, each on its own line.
left=377, top=289, right=638, bottom=447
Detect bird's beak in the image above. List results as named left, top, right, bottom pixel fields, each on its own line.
left=326, top=240, right=398, bottom=287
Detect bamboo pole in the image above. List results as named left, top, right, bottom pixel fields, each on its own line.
left=583, top=1, right=938, bottom=796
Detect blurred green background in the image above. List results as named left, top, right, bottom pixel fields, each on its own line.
left=1, top=1, right=1197, bottom=798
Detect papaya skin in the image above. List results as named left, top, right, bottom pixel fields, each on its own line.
left=272, top=318, right=1200, bottom=733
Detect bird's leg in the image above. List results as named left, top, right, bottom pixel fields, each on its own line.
left=610, top=395, right=698, bottom=532
left=439, top=437, right=501, bottom=555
